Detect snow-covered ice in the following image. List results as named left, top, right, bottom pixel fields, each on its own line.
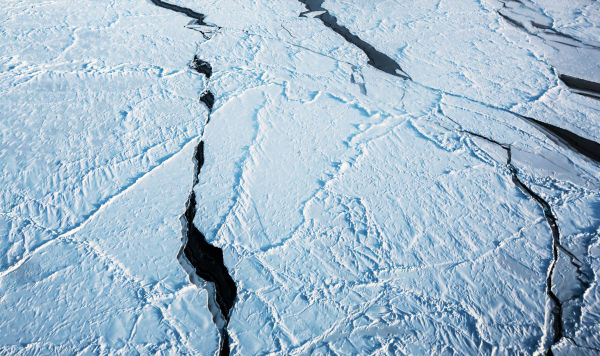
left=1, top=0, right=599, bottom=354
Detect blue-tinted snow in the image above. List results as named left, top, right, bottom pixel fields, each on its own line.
left=1, top=0, right=599, bottom=354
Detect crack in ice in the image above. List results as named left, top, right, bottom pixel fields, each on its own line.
left=463, top=130, right=592, bottom=355
left=145, top=1, right=236, bottom=355
left=297, top=0, right=411, bottom=79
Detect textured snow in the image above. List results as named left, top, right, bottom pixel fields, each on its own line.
left=0, top=0, right=218, bottom=353
left=1, top=0, right=599, bottom=354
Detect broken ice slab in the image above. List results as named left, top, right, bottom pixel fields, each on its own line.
left=300, top=10, right=327, bottom=18
left=185, top=21, right=219, bottom=39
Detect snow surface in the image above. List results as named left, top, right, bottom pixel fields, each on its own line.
left=1, top=0, right=218, bottom=353
left=1, top=0, right=599, bottom=354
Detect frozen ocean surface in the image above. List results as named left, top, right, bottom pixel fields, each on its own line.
left=1, top=0, right=599, bottom=354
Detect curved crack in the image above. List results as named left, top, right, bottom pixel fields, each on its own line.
left=464, top=130, right=592, bottom=355
left=142, top=1, right=598, bottom=354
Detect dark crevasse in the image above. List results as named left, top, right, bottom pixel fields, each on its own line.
left=180, top=142, right=237, bottom=356
left=145, top=0, right=598, bottom=354
left=297, top=0, right=600, bottom=165
left=200, top=91, right=215, bottom=111
left=506, top=149, right=564, bottom=355
left=558, top=74, right=600, bottom=100
left=146, top=1, right=236, bottom=355
left=518, top=115, right=600, bottom=164
left=191, top=56, right=213, bottom=78
left=465, top=131, right=591, bottom=355
left=149, top=0, right=208, bottom=24
left=178, top=87, right=236, bottom=355
left=297, top=0, right=410, bottom=79
left=180, top=68, right=235, bottom=355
